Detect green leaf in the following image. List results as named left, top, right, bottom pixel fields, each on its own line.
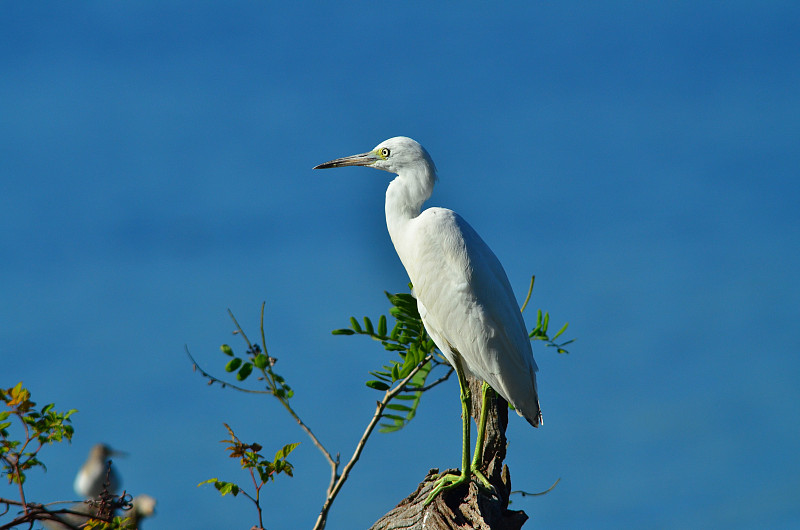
left=332, top=328, right=355, bottom=335
left=217, top=481, right=240, bottom=496
left=198, top=478, right=218, bottom=487
left=380, top=360, right=432, bottom=434
left=387, top=292, right=419, bottom=318
left=398, top=360, right=415, bottom=378
left=274, top=442, right=300, bottom=461
left=225, top=358, right=242, bottom=372
left=552, top=322, right=569, bottom=340
left=379, top=423, right=403, bottom=433
left=369, top=370, right=391, bottom=382
left=349, top=317, right=362, bottom=333
left=377, top=315, right=387, bottom=337
left=363, top=317, right=374, bottom=335
left=221, top=344, right=234, bottom=356
left=405, top=344, right=420, bottom=365
left=386, top=403, right=412, bottom=412
left=237, top=362, right=253, bottom=381
left=366, top=380, right=390, bottom=391
left=253, top=354, right=269, bottom=369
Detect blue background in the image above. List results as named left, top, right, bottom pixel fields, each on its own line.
left=2, top=2, right=799, bottom=528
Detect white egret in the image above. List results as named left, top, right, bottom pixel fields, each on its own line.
left=314, top=137, right=541, bottom=503
left=74, top=443, right=124, bottom=498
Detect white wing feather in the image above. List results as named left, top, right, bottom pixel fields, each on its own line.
left=396, top=207, right=542, bottom=426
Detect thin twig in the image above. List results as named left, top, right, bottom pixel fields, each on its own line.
left=259, top=301, right=270, bottom=359
left=312, top=355, right=433, bottom=530
left=274, top=384, right=337, bottom=471
left=227, top=308, right=339, bottom=477
left=0, top=499, right=118, bottom=530
left=511, top=477, right=561, bottom=497
left=406, top=366, right=453, bottom=392
left=227, top=308, right=254, bottom=347
left=184, top=347, right=271, bottom=394
left=520, top=275, right=536, bottom=313
left=240, top=489, right=258, bottom=506
left=188, top=345, right=338, bottom=478
left=12, top=417, right=34, bottom=515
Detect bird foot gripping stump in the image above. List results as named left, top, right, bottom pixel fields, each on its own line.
left=369, top=378, right=530, bottom=530
left=425, top=465, right=497, bottom=505
left=369, top=468, right=527, bottom=530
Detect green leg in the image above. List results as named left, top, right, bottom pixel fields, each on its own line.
left=425, top=356, right=472, bottom=505
left=470, top=382, right=496, bottom=492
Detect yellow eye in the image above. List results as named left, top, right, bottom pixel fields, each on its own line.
left=380, top=147, right=390, bottom=158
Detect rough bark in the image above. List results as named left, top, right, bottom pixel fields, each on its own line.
left=369, top=377, right=528, bottom=530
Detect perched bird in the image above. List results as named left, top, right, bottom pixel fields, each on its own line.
left=314, top=137, right=541, bottom=502
left=74, top=443, right=124, bottom=498
left=42, top=494, right=157, bottom=530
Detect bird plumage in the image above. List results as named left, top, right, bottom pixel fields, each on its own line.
left=74, top=443, right=121, bottom=498
left=379, top=137, right=541, bottom=426
left=403, top=207, right=541, bottom=426
left=315, top=136, right=541, bottom=426
left=314, top=136, right=543, bottom=502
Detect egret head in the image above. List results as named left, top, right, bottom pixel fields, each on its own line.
left=313, top=136, right=437, bottom=178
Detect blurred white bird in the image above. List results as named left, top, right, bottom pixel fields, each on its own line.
left=122, top=494, right=157, bottom=528
left=314, top=137, right=541, bottom=502
left=74, top=443, right=124, bottom=498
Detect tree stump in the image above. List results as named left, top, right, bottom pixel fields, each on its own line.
left=369, top=377, right=529, bottom=529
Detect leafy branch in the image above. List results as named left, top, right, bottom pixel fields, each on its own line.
left=1, top=382, right=76, bottom=517
left=1, top=383, right=139, bottom=530
left=332, top=291, right=452, bottom=432
left=186, top=303, right=337, bottom=482
left=199, top=423, right=299, bottom=530
left=521, top=276, right=573, bottom=354
left=186, top=292, right=451, bottom=529
left=187, top=278, right=572, bottom=528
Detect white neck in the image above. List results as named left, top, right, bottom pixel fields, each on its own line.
left=384, top=165, right=436, bottom=242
